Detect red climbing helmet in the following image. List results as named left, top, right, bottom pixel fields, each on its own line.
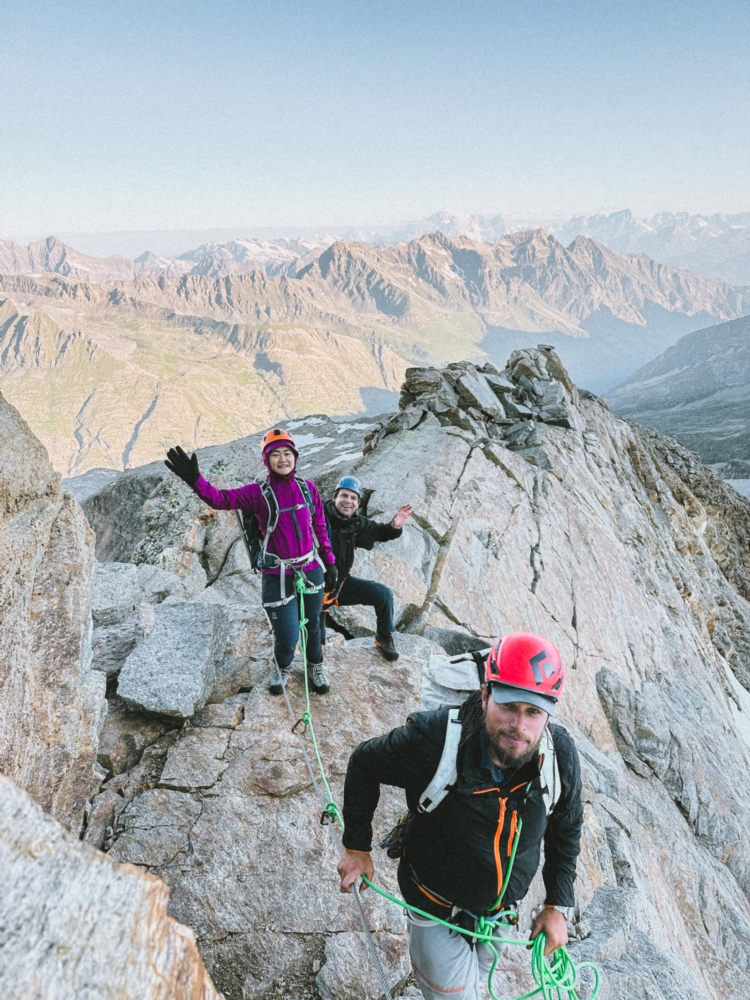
left=485, top=632, right=565, bottom=715
left=260, top=427, right=298, bottom=460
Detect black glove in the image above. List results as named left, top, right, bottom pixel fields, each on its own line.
left=324, top=563, right=339, bottom=593
left=165, top=445, right=200, bottom=485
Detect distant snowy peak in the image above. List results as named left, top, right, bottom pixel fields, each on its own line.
left=173, top=237, right=327, bottom=277
left=552, top=210, right=750, bottom=284
left=335, top=209, right=508, bottom=247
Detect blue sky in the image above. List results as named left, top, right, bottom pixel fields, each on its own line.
left=1, top=0, right=749, bottom=236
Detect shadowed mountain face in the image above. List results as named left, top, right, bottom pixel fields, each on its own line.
left=606, top=315, right=750, bottom=464
left=0, top=229, right=747, bottom=474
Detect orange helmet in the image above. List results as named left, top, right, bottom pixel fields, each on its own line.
left=260, top=428, right=298, bottom=460
left=485, top=632, right=564, bottom=715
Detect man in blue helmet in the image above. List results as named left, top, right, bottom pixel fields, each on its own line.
left=323, top=476, right=413, bottom=661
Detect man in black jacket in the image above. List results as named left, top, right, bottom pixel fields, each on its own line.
left=323, top=476, right=413, bottom=662
left=337, top=632, right=583, bottom=1000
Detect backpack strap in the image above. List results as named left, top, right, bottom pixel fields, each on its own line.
left=258, top=481, right=280, bottom=566
left=418, top=709, right=462, bottom=814
left=540, top=726, right=560, bottom=816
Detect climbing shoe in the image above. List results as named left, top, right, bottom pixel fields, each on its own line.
left=375, top=633, right=399, bottom=662
left=268, top=662, right=292, bottom=696
left=307, top=660, right=330, bottom=695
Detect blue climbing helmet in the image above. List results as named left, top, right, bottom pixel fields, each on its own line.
left=335, top=475, right=363, bottom=498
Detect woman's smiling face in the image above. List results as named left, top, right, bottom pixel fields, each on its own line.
left=267, top=446, right=296, bottom=475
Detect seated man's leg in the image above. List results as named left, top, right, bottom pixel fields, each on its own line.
left=408, top=913, right=482, bottom=1000
left=336, top=577, right=394, bottom=635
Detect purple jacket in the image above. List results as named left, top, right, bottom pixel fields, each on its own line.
left=191, top=472, right=335, bottom=575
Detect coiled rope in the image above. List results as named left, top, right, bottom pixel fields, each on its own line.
left=266, top=569, right=600, bottom=1000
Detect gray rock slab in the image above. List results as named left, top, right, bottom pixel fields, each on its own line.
left=1, top=393, right=104, bottom=834
left=109, top=787, right=203, bottom=867
left=316, top=930, right=409, bottom=1000
left=136, top=563, right=190, bottom=603
left=117, top=602, right=227, bottom=718
left=91, top=561, right=142, bottom=626
left=159, top=728, right=230, bottom=791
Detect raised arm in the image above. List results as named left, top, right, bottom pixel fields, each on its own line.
left=165, top=445, right=258, bottom=511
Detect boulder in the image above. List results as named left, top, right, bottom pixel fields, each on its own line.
left=451, top=367, right=506, bottom=419
left=91, top=561, right=143, bottom=626
left=0, top=773, right=221, bottom=1000
left=0, top=392, right=105, bottom=833
left=117, top=603, right=228, bottom=718
left=91, top=603, right=156, bottom=676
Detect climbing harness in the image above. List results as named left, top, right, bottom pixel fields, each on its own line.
left=260, top=570, right=600, bottom=1000
left=234, top=476, right=325, bottom=604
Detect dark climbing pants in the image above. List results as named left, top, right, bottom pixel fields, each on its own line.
left=322, top=575, right=395, bottom=639
left=262, top=566, right=324, bottom=668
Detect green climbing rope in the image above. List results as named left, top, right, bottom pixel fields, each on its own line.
left=287, top=569, right=600, bottom=1000
left=293, top=570, right=345, bottom=830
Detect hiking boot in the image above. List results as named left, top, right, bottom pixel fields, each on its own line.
left=268, top=662, right=292, bottom=696
left=307, top=660, right=330, bottom=694
left=375, top=633, right=399, bottom=662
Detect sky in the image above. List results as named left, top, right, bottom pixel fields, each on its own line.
left=1, top=0, right=749, bottom=238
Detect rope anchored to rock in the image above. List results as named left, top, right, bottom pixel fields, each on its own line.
left=270, top=569, right=600, bottom=1000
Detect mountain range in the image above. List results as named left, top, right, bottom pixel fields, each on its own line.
left=607, top=314, right=750, bottom=464
left=1, top=228, right=747, bottom=474
left=7, top=208, right=750, bottom=286
left=30, top=206, right=750, bottom=284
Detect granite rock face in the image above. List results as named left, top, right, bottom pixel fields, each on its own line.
left=0, top=391, right=105, bottom=833
left=0, top=774, right=221, bottom=1000
left=72, top=348, right=750, bottom=999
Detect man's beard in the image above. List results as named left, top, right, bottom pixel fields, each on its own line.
left=483, top=713, right=541, bottom=772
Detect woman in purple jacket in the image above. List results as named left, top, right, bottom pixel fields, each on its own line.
left=165, top=428, right=338, bottom=696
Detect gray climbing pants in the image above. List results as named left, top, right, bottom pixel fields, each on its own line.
left=408, top=911, right=513, bottom=999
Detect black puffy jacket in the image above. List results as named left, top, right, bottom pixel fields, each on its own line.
left=342, top=699, right=583, bottom=916
left=324, top=500, right=402, bottom=579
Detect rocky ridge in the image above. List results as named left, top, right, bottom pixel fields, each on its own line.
left=43, top=346, right=750, bottom=1000
left=3, top=229, right=746, bottom=381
